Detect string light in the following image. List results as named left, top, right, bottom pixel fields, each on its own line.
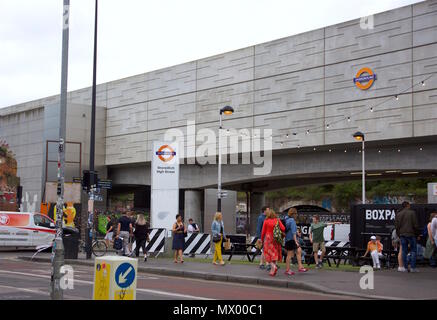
left=267, top=75, right=435, bottom=149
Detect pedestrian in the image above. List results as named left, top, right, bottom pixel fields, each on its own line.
left=187, top=218, right=200, bottom=257
left=309, top=215, right=338, bottom=268
left=187, top=218, right=200, bottom=235
left=362, top=235, right=384, bottom=270
left=296, top=228, right=306, bottom=263
left=256, top=206, right=269, bottom=270
left=284, top=208, right=308, bottom=275
left=172, top=214, right=186, bottom=263
left=261, top=209, right=285, bottom=276
left=116, top=211, right=133, bottom=256
left=104, top=215, right=114, bottom=248
left=133, top=214, right=150, bottom=262
left=391, top=227, right=404, bottom=272
left=395, top=201, right=420, bottom=272
left=211, top=212, right=227, bottom=266
left=424, top=212, right=437, bottom=267
left=128, top=211, right=136, bottom=255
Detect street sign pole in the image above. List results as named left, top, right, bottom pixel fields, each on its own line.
left=86, top=0, right=98, bottom=260
left=50, top=0, right=70, bottom=300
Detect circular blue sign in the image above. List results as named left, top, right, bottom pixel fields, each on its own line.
left=115, top=262, right=135, bottom=288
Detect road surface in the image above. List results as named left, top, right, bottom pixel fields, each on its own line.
left=0, top=256, right=360, bottom=300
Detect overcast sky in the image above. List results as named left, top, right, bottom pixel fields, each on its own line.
left=0, top=0, right=423, bottom=108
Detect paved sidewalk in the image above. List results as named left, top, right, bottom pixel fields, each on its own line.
left=17, top=252, right=437, bottom=300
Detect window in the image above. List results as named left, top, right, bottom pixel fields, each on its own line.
left=34, top=214, right=54, bottom=228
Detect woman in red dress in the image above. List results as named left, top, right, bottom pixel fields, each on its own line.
left=261, top=209, right=285, bottom=276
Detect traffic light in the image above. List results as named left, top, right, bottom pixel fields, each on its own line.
left=82, top=170, right=98, bottom=192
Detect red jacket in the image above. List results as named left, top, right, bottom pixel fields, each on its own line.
left=261, top=218, right=285, bottom=242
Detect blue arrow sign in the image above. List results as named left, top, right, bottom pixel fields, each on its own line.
left=115, top=262, right=135, bottom=288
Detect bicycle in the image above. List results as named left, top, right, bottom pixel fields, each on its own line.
left=79, top=236, right=107, bottom=257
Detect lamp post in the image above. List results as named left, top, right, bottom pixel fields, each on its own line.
left=217, top=106, right=234, bottom=212
left=353, top=131, right=365, bottom=204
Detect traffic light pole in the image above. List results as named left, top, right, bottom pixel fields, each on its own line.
left=50, top=0, right=70, bottom=300
left=86, top=0, right=98, bottom=260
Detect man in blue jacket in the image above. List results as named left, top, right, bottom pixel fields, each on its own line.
left=256, top=206, right=269, bottom=270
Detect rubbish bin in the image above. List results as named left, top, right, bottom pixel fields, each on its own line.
left=63, top=227, right=80, bottom=259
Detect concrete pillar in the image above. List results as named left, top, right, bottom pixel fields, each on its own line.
left=184, top=190, right=203, bottom=232
left=249, top=192, right=265, bottom=236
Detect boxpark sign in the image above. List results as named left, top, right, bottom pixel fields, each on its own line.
left=353, top=67, right=377, bottom=90
left=350, top=204, right=437, bottom=249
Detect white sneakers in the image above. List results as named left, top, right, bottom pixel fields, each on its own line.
left=398, top=267, right=407, bottom=272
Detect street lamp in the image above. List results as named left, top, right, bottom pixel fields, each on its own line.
left=353, top=131, right=365, bottom=204
left=217, top=106, right=234, bottom=212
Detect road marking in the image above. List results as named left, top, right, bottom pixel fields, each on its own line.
left=0, top=284, right=48, bottom=296
left=0, top=269, right=212, bottom=300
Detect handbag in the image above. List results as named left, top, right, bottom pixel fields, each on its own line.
left=212, top=234, right=221, bottom=243
left=224, top=238, right=231, bottom=250
left=273, top=219, right=284, bottom=244
left=113, top=237, right=123, bottom=250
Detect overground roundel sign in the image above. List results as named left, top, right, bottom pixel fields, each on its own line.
left=155, top=144, right=176, bottom=162
left=353, top=67, right=377, bottom=90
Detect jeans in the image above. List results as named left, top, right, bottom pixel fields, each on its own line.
left=119, top=231, right=130, bottom=255
left=371, top=250, right=383, bottom=268
left=135, top=238, right=147, bottom=257
left=400, top=236, right=417, bottom=269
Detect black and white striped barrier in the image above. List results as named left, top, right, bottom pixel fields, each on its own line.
left=183, top=233, right=212, bottom=255
left=325, top=241, right=350, bottom=248
left=132, top=228, right=166, bottom=255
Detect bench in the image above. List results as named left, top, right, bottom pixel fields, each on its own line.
left=303, top=243, right=355, bottom=268
left=223, top=235, right=259, bottom=262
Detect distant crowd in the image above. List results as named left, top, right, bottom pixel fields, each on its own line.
left=102, top=201, right=437, bottom=276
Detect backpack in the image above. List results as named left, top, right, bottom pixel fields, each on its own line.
left=273, top=219, right=284, bottom=244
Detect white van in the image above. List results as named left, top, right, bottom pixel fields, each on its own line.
left=0, top=211, right=55, bottom=248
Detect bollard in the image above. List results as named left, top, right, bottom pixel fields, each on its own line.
left=93, top=256, right=138, bottom=300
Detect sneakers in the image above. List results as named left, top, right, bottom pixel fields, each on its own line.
left=410, top=268, right=419, bottom=273
left=284, top=270, right=295, bottom=276
left=298, top=268, right=308, bottom=273
left=259, top=264, right=266, bottom=270
left=315, top=262, right=323, bottom=269
left=144, top=256, right=147, bottom=262
left=266, top=265, right=271, bottom=271
left=397, top=267, right=407, bottom=272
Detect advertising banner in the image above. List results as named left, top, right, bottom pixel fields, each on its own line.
left=151, top=142, right=179, bottom=231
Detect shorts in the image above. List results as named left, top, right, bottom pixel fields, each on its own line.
left=313, top=242, right=326, bottom=252
left=285, top=240, right=297, bottom=251
left=104, top=232, right=113, bottom=240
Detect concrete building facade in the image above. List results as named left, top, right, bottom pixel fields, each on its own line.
left=1, top=0, right=437, bottom=234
